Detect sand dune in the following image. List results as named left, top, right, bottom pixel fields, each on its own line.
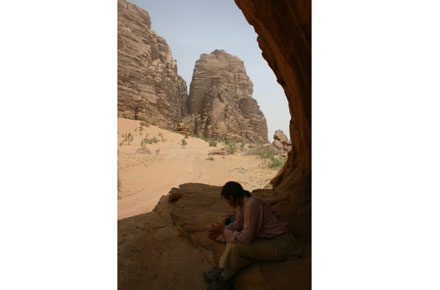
left=118, top=118, right=281, bottom=220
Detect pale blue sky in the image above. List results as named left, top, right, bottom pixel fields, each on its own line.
left=128, top=0, right=290, bottom=141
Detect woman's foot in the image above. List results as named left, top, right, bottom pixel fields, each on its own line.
left=203, top=267, right=222, bottom=284
left=206, top=275, right=231, bottom=290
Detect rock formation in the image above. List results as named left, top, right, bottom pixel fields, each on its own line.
left=189, top=50, right=269, bottom=143
left=118, top=183, right=310, bottom=290
left=272, top=129, right=292, bottom=154
left=118, top=0, right=188, bottom=128
left=235, top=0, right=311, bottom=241
left=118, top=0, right=311, bottom=288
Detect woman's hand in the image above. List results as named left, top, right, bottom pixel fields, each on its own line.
left=208, top=222, right=225, bottom=241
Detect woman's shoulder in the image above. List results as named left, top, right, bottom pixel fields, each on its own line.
left=245, top=196, right=265, bottom=209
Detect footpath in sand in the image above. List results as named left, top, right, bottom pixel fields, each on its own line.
left=118, top=118, right=280, bottom=220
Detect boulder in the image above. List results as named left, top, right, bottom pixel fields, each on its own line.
left=175, top=122, right=192, bottom=134
left=273, top=129, right=289, bottom=144
left=272, top=139, right=283, bottom=149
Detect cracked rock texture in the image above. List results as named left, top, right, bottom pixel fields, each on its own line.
left=118, top=0, right=188, bottom=128
left=189, top=50, right=269, bottom=143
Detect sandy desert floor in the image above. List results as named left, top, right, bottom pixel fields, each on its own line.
left=118, top=118, right=281, bottom=220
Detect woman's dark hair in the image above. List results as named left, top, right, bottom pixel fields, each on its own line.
left=221, top=181, right=251, bottom=205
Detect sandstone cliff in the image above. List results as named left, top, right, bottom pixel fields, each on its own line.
left=118, top=0, right=188, bottom=128
left=235, top=0, right=311, bottom=241
left=189, top=50, right=269, bottom=143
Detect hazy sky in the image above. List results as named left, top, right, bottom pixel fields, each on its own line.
left=128, top=0, right=290, bottom=141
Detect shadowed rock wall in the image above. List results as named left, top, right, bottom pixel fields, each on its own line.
left=235, top=0, right=311, bottom=241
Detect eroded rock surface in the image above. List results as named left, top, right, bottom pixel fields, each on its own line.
left=118, top=0, right=188, bottom=128
left=189, top=50, right=269, bottom=143
left=235, top=0, right=311, bottom=241
left=272, top=129, right=292, bottom=154
left=118, top=183, right=310, bottom=290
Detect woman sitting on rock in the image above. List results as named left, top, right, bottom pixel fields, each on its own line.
left=205, top=181, right=302, bottom=290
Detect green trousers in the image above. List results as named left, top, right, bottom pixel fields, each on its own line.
left=218, top=231, right=302, bottom=276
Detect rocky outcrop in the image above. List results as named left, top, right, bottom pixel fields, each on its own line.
left=189, top=50, right=269, bottom=143
left=118, top=183, right=310, bottom=290
left=234, top=0, right=311, bottom=288
left=272, top=129, right=292, bottom=154
left=118, top=0, right=188, bottom=128
left=235, top=0, right=311, bottom=241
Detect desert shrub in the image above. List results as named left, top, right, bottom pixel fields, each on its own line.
left=122, top=132, right=133, bottom=145
left=206, top=156, right=214, bottom=161
left=180, top=138, right=187, bottom=148
left=248, top=144, right=255, bottom=149
left=225, top=141, right=238, bottom=154
left=140, top=120, right=150, bottom=128
left=258, top=146, right=285, bottom=168
left=258, top=146, right=274, bottom=159
left=155, top=149, right=160, bottom=155
left=268, top=157, right=285, bottom=168
left=209, top=140, right=217, bottom=147
left=141, top=137, right=159, bottom=146
left=240, top=140, right=246, bottom=152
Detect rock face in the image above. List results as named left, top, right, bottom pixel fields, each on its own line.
left=118, top=0, right=188, bottom=128
left=189, top=50, right=269, bottom=143
left=235, top=0, right=311, bottom=241
left=235, top=0, right=311, bottom=288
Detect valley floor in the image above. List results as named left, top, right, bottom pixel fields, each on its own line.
left=118, top=118, right=280, bottom=220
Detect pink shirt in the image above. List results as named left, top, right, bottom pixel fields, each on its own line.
left=224, top=196, right=290, bottom=244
